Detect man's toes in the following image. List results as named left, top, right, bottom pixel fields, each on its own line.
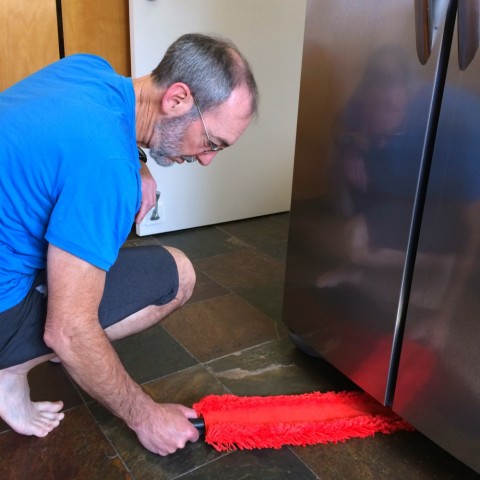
left=33, top=415, right=63, bottom=436
left=35, top=401, right=64, bottom=413
left=40, top=410, right=65, bottom=421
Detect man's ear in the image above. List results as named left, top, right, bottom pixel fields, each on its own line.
left=161, top=82, right=193, bottom=117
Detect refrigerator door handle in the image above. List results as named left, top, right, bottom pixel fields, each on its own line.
left=457, top=0, right=479, bottom=70
left=415, top=0, right=432, bottom=64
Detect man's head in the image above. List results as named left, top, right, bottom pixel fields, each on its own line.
left=148, top=33, right=258, bottom=167
left=359, top=46, right=411, bottom=137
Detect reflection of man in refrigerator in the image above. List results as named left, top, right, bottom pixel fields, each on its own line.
left=320, top=46, right=480, bottom=346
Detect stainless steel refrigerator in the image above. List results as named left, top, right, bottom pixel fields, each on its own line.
left=283, top=0, right=480, bottom=471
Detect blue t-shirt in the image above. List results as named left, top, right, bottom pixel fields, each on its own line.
left=0, top=54, right=141, bottom=311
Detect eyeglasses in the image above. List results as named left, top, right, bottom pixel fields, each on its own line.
left=192, top=94, right=224, bottom=152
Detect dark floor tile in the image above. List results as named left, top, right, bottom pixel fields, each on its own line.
left=260, top=239, right=289, bottom=262
left=235, top=282, right=287, bottom=323
left=29, top=362, right=83, bottom=406
left=91, top=365, right=230, bottom=480
left=206, top=336, right=357, bottom=397
left=293, top=430, right=479, bottom=480
left=195, top=248, right=285, bottom=292
left=178, top=448, right=318, bottom=480
left=162, top=295, right=280, bottom=362
left=113, top=324, right=198, bottom=384
left=218, top=214, right=290, bottom=249
left=0, top=361, right=83, bottom=433
left=142, top=364, right=231, bottom=403
left=189, top=270, right=229, bottom=304
left=0, top=406, right=131, bottom=480
left=155, top=225, right=249, bottom=261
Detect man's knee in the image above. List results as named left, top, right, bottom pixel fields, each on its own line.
left=164, top=246, right=195, bottom=305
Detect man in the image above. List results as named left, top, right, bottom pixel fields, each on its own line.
left=0, top=33, right=258, bottom=456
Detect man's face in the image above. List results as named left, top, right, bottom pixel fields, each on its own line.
left=149, top=85, right=253, bottom=167
left=149, top=112, right=197, bottom=167
left=365, top=83, right=408, bottom=136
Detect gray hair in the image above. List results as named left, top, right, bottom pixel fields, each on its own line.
left=151, top=33, right=258, bottom=118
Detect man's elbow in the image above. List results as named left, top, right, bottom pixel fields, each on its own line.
left=43, top=324, right=67, bottom=354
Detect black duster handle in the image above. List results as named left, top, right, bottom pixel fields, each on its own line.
left=189, top=417, right=205, bottom=432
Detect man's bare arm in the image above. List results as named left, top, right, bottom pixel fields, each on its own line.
left=43, top=244, right=199, bottom=455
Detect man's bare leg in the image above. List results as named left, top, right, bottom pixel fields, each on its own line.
left=0, top=354, right=64, bottom=437
left=0, top=246, right=195, bottom=437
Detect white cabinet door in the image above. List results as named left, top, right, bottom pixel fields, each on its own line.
left=129, top=0, right=306, bottom=234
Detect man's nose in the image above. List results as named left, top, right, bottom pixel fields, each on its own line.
left=197, top=151, right=218, bottom=166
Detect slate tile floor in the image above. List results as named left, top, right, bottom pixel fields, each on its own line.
left=1, top=213, right=479, bottom=479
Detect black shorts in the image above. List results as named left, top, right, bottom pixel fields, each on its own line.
left=0, top=245, right=179, bottom=369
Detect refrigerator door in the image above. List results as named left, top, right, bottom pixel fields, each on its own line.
left=395, top=1, right=480, bottom=471
left=283, top=0, right=450, bottom=402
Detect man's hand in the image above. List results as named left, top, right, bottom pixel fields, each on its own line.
left=135, top=162, right=157, bottom=224
left=343, top=151, right=368, bottom=192
left=133, top=401, right=200, bottom=456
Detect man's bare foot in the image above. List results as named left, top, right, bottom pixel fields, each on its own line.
left=0, top=368, right=64, bottom=437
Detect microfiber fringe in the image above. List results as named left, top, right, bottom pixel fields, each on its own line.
left=204, top=415, right=413, bottom=451
left=194, top=391, right=414, bottom=452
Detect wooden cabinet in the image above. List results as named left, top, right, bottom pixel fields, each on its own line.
left=62, top=0, right=130, bottom=76
left=0, top=0, right=130, bottom=91
left=0, top=1, right=59, bottom=91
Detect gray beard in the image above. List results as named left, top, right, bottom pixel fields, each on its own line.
left=149, top=111, right=197, bottom=167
